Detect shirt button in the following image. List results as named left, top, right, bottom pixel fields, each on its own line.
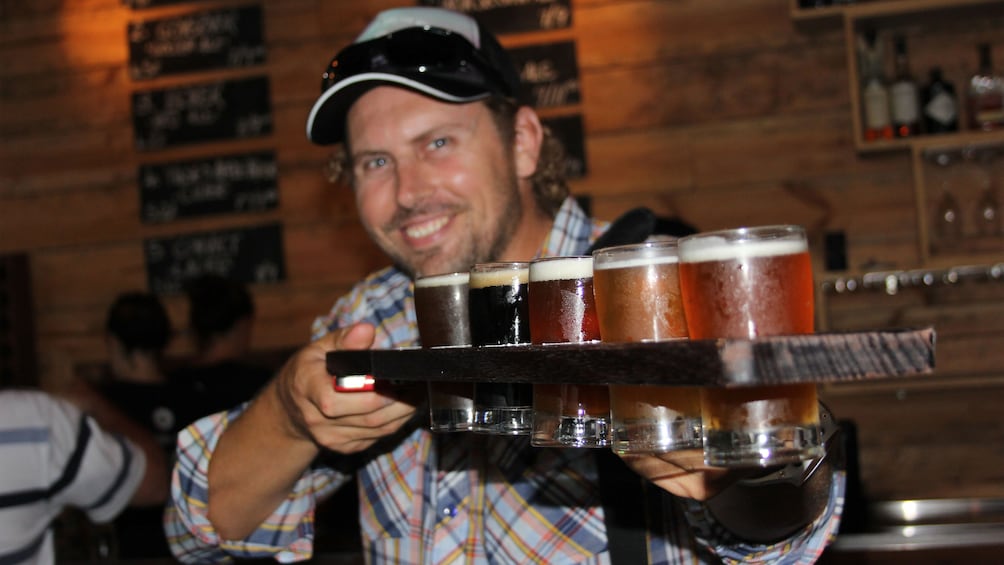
left=441, top=505, right=458, bottom=518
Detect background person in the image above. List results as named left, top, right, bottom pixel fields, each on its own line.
left=170, top=273, right=275, bottom=420
left=0, top=389, right=161, bottom=564
left=166, top=7, right=845, bottom=563
left=67, top=291, right=179, bottom=559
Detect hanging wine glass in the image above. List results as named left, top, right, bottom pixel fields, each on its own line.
left=930, top=150, right=962, bottom=249
left=972, top=146, right=1001, bottom=238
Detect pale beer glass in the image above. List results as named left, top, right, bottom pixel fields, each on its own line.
left=414, top=271, right=473, bottom=432
left=592, top=241, right=703, bottom=454
left=678, top=225, right=823, bottom=467
left=469, top=262, right=533, bottom=435
left=528, top=256, right=609, bottom=448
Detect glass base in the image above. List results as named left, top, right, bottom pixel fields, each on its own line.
left=703, top=425, right=823, bottom=467
left=473, top=406, right=533, bottom=435
left=428, top=407, right=474, bottom=433
left=532, top=415, right=610, bottom=448
left=611, top=416, right=702, bottom=454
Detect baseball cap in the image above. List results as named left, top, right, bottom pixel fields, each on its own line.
left=306, top=7, right=523, bottom=145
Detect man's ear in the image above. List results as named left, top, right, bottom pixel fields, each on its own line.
left=512, top=106, right=544, bottom=180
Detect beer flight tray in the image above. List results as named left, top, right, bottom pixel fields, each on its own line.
left=325, top=327, right=935, bottom=387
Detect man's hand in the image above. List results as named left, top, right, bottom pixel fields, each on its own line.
left=272, top=323, right=419, bottom=454
left=207, top=322, right=419, bottom=541
left=617, top=449, right=737, bottom=501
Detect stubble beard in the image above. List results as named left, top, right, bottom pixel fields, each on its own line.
left=380, top=169, right=525, bottom=279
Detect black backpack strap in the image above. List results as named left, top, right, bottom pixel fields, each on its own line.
left=596, top=449, right=651, bottom=564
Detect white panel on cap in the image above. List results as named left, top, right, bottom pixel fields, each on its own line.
left=355, top=7, right=481, bottom=48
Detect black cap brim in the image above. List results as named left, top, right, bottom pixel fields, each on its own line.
left=306, top=71, right=497, bottom=146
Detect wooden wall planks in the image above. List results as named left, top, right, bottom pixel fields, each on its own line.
left=1, top=0, right=1003, bottom=501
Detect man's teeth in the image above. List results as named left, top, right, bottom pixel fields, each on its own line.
left=405, top=216, right=449, bottom=239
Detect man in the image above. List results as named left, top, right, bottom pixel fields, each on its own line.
left=170, top=274, right=275, bottom=419
left=88, top=291, right=177, bottom=559
left=0, top=389, right=161, bottom=564
left=167, top=7, right=844, bottom=563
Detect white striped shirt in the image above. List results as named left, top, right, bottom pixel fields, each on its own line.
left=0, top=390, right=146, bottom=565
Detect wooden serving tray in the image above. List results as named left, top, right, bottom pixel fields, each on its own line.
left=325, top=328, right=935, bottom=387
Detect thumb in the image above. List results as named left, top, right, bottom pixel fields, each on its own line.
left=315, top=322, right=376, bottom=352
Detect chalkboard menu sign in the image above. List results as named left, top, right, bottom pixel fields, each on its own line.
left=542, top=114, right=587, bottom=179
left=128, top=4, right=266, bottom=80
left=507, top=41, right=580, bottom=109
left=144, top=223, right=285, bottom=293
left=420, top=0, right=572, bottom=34
left=132, top=75, right=272, bottom=151
left=139, top=150, right=278, bottom=223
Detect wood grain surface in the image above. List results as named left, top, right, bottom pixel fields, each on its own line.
left=326, top=328, right=935, bottom=386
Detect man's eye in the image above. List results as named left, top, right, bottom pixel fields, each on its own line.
left=428, top=137, right=448, bottom=150
left=361, top=156, right=388, bottom=171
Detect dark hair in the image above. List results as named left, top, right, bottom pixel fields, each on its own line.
left=326, top=97, right=570, bottom=217
left=106, top=292, right=171, bottom=354
left=185, top=275, right=254, bottom=351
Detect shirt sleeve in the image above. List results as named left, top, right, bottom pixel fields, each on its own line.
left=165, top=406, right=348, bottom=563
left=46, top=396, right=147, bottom=524
left=682, top=469, right=846, bottom=564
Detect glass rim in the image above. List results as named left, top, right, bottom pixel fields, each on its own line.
left=529, top=255, right=593, bottom=282
left=592, top=239, right=680, bottom=268
left=469, top=261, right=529, bottom=287
left=678, top=224, right=805, bottom=244
left=470, top=261, right=530, bottom=272
left=414, top=270, right=470, bottom=287
left=677, top=225, right=808, bottom=263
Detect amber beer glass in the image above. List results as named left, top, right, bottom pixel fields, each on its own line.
left=592, top=241, right=703, bottom=454
left=678, top=225, right=823, bottom=467
left=528, top=256, right=609, bottom=448
left=414, top=271, right=473, bottom=432
left=469, top=262, right=533, bottom=435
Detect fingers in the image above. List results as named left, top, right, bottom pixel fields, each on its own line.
left=274, top=322, right=419, bottom=454
left=311, top=402, right=418, bottom=453
left=618, top=450, right=735, bottom=501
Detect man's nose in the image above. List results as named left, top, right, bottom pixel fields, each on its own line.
left=394, top=159, right=434, bottom=209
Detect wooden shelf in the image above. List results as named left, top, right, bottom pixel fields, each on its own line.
left=326, top=329, right=935, bottom=387
left=842, top=0, right=1004, bottom=154
left=791, top=0, right=1002, bottom=24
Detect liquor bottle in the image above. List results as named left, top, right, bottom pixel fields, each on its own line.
left=921, top=68, right=958, bottom=134
left=967, top=44, right=1004, bottom=131
left=889, top=35, right=921, bottom=137
left=857, top=30, right=893, bottom=141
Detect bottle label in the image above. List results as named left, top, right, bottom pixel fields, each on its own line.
left=890, top=82, right=920, bottom=123
left=924, top=91, right=957, bottom=124
left=863, top=81, right=891, bottom=129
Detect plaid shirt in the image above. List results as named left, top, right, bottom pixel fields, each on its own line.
left=166, top=198, right=844, bottom=564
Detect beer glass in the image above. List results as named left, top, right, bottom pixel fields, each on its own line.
left=678, top=225, right=823, bottom=467
left=528, top=256, right=609, bottom=448
left=414, top=271, right=473, bottom=432
left=469, top=262, right=533, bottom=435
left=592, top=241, right=703, bottom=454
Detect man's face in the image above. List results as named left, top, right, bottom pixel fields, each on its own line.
left=345, top=87, right=524, bottom=278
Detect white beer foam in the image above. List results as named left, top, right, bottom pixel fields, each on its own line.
left=679, top=236, right=806, bottom=263
left=415, top=271, right=470, bottom=288
left=469, top=265, right=529, bottom=288
left=594, top=254, right=680, bottom=270
left=529, top=257, right=593, bottom=282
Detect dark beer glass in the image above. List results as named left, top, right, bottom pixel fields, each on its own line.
left=528, top=256, right=609, bottom=448
left=469, top=262, right=533, bottom=435
left=592, top=240, right=703, bottom=454
left=678, top=225, right=822, bottom=467
left=414, top=271, right=472, bottom=432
